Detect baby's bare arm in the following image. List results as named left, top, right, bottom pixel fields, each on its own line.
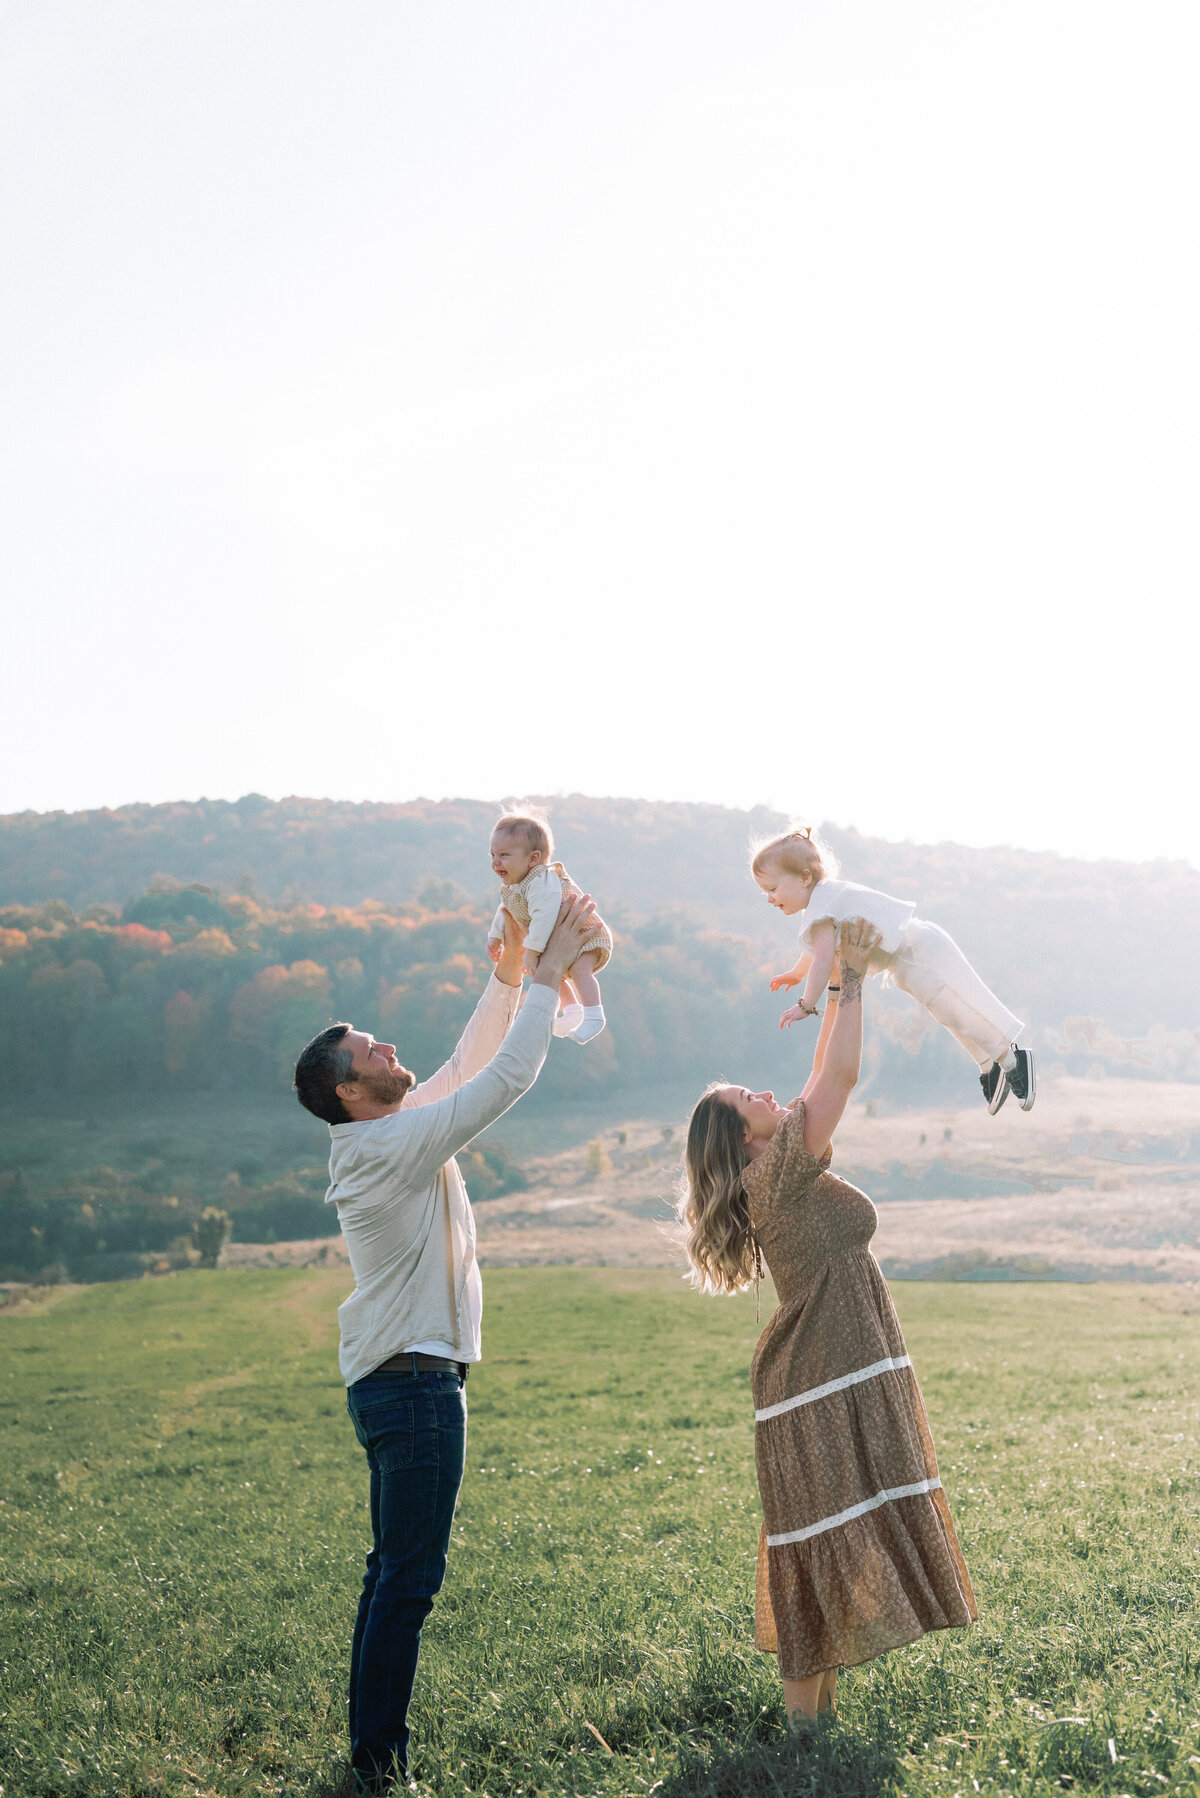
left=798, top=920, right=837, bottom=1012
left=778, top=929, right=836, bottom=1028
left=770, top=952, right=813, bottom=992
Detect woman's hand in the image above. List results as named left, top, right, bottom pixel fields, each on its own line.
left=836, top=916, right=881, bottom=979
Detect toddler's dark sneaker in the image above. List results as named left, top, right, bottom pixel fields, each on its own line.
left=1005, top=1046, right=1036, bottom=1111
left=980, top=1062, right=1009, bottom=1114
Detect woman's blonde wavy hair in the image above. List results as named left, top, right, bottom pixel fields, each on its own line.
left=675, top=1082, right=758, bottom=1294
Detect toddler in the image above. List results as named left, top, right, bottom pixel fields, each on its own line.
left=753, top=827, right=1033, bottom=1114
left=486, top=809, right=613, bottom=1044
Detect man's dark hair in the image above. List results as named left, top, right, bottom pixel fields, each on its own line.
left=294, top=1023, right=356, bottom=1124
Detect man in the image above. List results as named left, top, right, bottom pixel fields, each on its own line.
left=293, top=894, right=595, bottom=1795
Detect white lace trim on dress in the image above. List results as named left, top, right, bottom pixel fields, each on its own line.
left=766, top=1476, right=942, bottom=1547
left=754, top=1354, right=912, bottom=1422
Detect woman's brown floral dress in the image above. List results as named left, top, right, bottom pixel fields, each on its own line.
left=743, top=1101, right=977, bottom=1680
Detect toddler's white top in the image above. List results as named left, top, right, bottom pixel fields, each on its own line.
left=796, top=878, right=916, bottom=956
left=487, top=864, right=564, bottom=954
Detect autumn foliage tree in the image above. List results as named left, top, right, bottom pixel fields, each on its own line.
left=228, top=959, right=334, bottom=1078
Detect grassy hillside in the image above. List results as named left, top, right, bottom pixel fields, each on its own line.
left=2, top=1269, right=1197, bottom=1797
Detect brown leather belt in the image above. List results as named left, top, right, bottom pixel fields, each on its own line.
left=372, top=1351, right=468, bottom=1379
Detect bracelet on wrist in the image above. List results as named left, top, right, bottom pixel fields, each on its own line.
left=827, top=984, right=841, bottom=992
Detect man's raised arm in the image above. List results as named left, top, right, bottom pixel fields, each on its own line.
left=406, top=913, right=528, bottom=1108
left=391, top=896, right=596, bottom=1184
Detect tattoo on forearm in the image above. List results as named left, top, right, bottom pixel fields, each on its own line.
left=838, top=967, right=864, bottom=1007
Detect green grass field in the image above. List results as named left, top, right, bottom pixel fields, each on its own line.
left=2, top=1271, right=1198, bottom=1798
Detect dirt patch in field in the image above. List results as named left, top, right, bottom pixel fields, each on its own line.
left=219, top=1237, right=348, bottom=1271
left=0, top=1281, right=90, bottom=1315
left=150, top=1075, right=1200, bottom=1283
left=468, top=1079, right=1200, bottom=1281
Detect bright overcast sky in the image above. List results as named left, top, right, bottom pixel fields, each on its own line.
left=2, top=2, right=1196, bottom=866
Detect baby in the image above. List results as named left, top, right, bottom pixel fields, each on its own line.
left=486, top=808, right=613, bottom=1044
left=753, top=826, right=1034, bottom=1114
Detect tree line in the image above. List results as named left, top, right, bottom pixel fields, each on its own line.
left=1, top=861, right=1196, bottom=1285
left=0, top=881, right=772, bottom=1103
left=1, top=871, right=1196, bottom=1119
left=2, top=792, right=1198, bottom=1036
left=0, top=882, right=769, bottom=1283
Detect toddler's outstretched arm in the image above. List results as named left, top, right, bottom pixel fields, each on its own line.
left=769, top=953, right=813, bottom=993
left=778, top=919, right=836, bottom=1027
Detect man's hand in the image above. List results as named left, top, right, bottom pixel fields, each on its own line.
left=531, top=892, right=597, bottom=990
left=492, top=911, right=528, bottom=988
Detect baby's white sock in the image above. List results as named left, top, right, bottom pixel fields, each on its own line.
left=998, top=1048, right=1017, bottom=1073
left=553, top=1004, right=585, bottom=1038
left=568, top=1005, right=606, bottom=1044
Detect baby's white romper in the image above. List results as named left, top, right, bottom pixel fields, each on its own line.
left=797, top=877, right=1023, bottom=1069
left=488, top=864, right=614, bottom=968
left=487, top=865, right=565, bottom=957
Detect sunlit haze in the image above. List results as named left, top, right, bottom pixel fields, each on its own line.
left=2, top=2, right=1195, bottom=866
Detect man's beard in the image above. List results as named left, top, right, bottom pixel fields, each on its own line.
left=356, top=1067, right=415, bottom=1107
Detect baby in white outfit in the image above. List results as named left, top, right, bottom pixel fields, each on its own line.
left=487, top=809, right=613, bottom=1044
left=752, top=827, right=1034, bottom=1114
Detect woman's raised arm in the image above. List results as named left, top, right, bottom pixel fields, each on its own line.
left=800, top=917, right=880, bottom=1158
left=800, top=951, right=840, bottom=1093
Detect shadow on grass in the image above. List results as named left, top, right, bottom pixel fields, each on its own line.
left=312, top=1760, right=427, bottom=1798
left=311, top=1769, right=358, bottom=1798
left=660, top=1722, right=902, bottom=1798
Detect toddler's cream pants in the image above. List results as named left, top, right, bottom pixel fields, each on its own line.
left=886, top=918, right=1023, bottom=1070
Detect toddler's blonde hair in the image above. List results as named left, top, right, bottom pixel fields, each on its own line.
left=749, top=824, right=838, bottom=884
left=494, top=804, right=554, bottom=862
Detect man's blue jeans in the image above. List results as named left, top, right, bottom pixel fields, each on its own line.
left=346, top=1366, right=467, bottom=1788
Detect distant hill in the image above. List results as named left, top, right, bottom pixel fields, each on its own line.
left=2, top=794, right=1197, bottom=1284
left=0, top=793, right=786, bottom=923
left=1, top=793, right=1197, bottom=1035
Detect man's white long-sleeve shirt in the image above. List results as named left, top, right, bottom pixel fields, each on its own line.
left=326, top=977, right=557, bottom=1386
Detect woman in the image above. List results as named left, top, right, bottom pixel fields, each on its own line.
left=678, top=918, right=976, bottom=1728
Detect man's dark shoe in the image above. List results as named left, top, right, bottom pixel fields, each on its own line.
left=980, top=1062, right=1009, bottom=1115
left=1005, top=1046, right=1035, bottom=1111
